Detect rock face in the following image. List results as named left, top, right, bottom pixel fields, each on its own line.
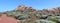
left=38, top=7, right=60, bottom=15
left=0, top=13, right=18, bottom=23
left=15, top=4, right=60, bottom=13
left=16, top=4, right=25, bottom=11
left=16, top=4, right=36, bottom=12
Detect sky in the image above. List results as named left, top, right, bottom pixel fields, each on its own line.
left=0, top=0, right=60, bottom=12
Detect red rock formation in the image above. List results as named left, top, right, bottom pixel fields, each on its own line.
left=15, top=4, right=60, bottom=14
left=38, top=7, right=60, bottom=14
left=25, top=6, right=32, bottom=10
left=16, top=4, right=25, bottom=11
left=15, top=4, right=36, bottom=12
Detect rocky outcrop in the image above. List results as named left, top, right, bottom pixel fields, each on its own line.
left=15, top=4, right=60, bottom=14
left=15, top=4, right=36, bottom=12
left=37, top=7, right=60, bottom=15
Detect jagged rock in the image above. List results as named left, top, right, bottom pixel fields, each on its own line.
left=16, top=4, right=25, bottom=11
left=25, top=6, right=32, bottom=10
left=15, top=4, right=36, bottom=12
left=38, top=7, right=60, bottom=15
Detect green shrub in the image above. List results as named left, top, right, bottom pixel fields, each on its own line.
left=48, top=17, right=57, bottom=22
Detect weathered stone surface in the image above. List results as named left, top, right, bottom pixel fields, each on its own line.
left=15, top=4, right=36, bottom=12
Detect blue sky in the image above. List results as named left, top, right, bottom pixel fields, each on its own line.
left=0, top=0, right=60, bottom=12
